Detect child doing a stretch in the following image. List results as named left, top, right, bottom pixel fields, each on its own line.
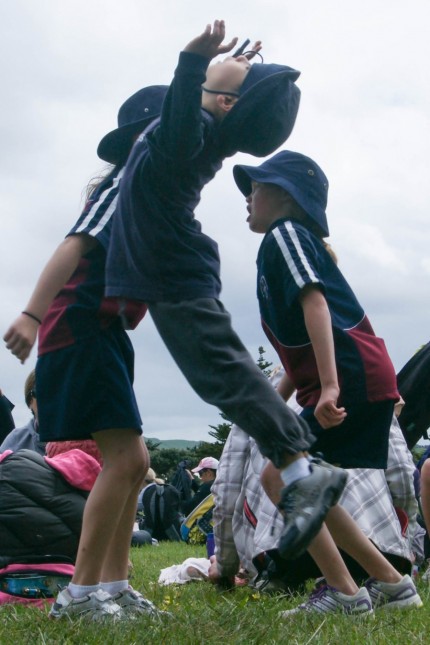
left=105, top=20, right=347, bottom=561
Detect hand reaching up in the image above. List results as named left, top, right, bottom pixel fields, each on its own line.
left=184, top=20, right=238, bottom=61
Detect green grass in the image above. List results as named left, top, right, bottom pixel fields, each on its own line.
left=0, top=542, right=428, bottom=644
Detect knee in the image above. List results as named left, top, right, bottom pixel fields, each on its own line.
left=128, top=445, right=150, bottom=487
left=102, top=439, right=149, bottom=488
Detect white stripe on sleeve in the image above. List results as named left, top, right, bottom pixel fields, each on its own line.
left=272, top=221, right=318, bottom=288
left=75, top=168, right=124, bottom=235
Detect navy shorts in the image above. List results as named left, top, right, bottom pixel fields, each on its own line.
left=302, top=400, right=394, bottom=469
left=36, top=325, right=142, bottom=442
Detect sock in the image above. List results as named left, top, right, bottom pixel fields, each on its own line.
left=280, top=457, right=311, bottom=487
left=99, top=580, right=129, bottom=595
left=67, top=582, right=100, bottom=599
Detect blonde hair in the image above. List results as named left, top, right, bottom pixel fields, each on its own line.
left=323, top=241, right=338, bottom=265
left=284, top=194, right=328, bottom=240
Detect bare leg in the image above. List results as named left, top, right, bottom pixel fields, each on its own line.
left=307, top=525, right=359, bottom=595
left=260, top=461, right=284, bottom=505
left=262, top=462, right=357, bottom=594
left=100, top=478, right=145, bottom=583
left=324, top=504, right=401, bottom=583
left=71, top=429, right=149, bottom=586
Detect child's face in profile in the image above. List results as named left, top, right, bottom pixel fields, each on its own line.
left=245, top=182, right=288, bottom=234
left=205, top=55, right=251, bottom=96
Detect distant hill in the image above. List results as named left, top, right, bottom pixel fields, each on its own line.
left=146, top=438, right=201, bottom=450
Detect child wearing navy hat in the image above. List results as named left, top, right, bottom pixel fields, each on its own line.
left=233, top=149, right=423, bottom=615
left=105, top=20, right=347, bottom=566
left=4, top=86, right=169, bottom=621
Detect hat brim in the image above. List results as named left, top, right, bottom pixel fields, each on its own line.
left=218, top=71, right=301, bottom=158
left=97, top=117, right=155, bottom=165
left=233, top=163, right=329, bottom=236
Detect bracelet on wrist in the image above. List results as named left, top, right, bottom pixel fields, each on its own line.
left=22, top=310, right=42, bottom=325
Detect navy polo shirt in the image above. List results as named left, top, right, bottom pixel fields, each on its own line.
left=38, top=168, right=146, bottom=356
left=105, top=51, right=223, bottom=303
left=257, top=219, right=399, bottom=408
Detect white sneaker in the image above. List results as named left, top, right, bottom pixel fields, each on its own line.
left=111, top=586, right=170, bottom=618
left=280, top=584, right=373, bottom=617
left=49, top=588, right=122, bottom=621
left=365, top=574, right=423, bottom=610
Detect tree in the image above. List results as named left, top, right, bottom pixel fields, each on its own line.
left=189, top=440, right=224, bottom=462
left=147, top=446, right=193, bottom=482
left=256, top=345, right=273, bottom=377
left=144, top=438, right=161, bottom=451
left=208, top=412, right=232, bottom=445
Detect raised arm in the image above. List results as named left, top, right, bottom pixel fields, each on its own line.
left=183, top=20, right=238, bottom=59
left=299, top=284, right=347, bottom=428
left=4, top=234, right=97, bottom=363
left=148, top=21, right=238, bottom=167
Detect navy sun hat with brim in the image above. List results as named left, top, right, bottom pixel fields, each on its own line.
left=218, top=63, right=301, bottom=158
left=97, top=85, right=169, bottom=164
left=233, top=150, right=330, bottom=236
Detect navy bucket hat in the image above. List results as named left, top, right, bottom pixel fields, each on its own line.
left=97, top=85, right=168, bottom=164
left=233, top=150, right=330, bottom=236
left=218, top=63, right=301, bottom=158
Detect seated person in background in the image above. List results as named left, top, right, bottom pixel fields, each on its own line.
left=0, top=370, right=45, bottom=456
left=138, top=468, right=182, bottom=541
left=209, top=369, right=418, bottom=593
left=0, top=388, right=15, bottom=444
left=0, top=447, right=100, bottom=565
left=182, top=457, right=219, bottom=515
left=46, top=438, right=103, bottom=465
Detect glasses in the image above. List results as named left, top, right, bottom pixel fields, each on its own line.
left=233, top=39, right=265, bottom=63
left=243, top=51, right=264, bottom=63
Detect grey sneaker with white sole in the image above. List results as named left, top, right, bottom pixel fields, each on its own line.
left=49, top=588, right=122, bottom=621
left=278, top=458, right=347, bottom=560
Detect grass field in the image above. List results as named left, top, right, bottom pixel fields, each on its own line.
left=1, top=542, right=428, bottom=644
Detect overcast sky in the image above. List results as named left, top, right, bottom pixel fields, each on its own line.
left=1, top=1, right=429, bottom=441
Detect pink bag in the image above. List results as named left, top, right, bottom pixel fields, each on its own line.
left=0, top=562, right=74, bottom=607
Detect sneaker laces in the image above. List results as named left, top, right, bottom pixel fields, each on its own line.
left=309, top=583, right=330, bottom=599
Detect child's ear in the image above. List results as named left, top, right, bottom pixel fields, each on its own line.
left=216, top=94, right=238, bottom=114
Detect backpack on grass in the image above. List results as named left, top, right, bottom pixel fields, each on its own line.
left=140, top=483, right=182, bottom=541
